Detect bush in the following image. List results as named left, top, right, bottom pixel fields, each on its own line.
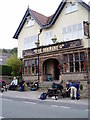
left=0, top=65, right=12, bottom=76
left=80, top=84, right=83, bottom=90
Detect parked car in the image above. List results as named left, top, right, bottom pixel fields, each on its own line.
left=0, top=80, right=7, bottom=92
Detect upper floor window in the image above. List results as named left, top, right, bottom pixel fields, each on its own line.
left=26, top=16, right=35, bottom=27
left=24, top=35, right=38, bottom=49
left=62, top=23, right=83, bottom=41
left=45, top=30, right=53, bottom=45
left=66, top=2, right=78, bottom=14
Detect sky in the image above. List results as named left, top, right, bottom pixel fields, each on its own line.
left=0, top=0, right=89, bottom=49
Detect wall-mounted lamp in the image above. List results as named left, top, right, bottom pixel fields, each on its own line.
left=35, top=41, right=40, bottom=48
left=51, top=35, right=57, bottom=43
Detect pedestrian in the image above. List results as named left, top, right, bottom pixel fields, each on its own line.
left=70, top=85, right=77, bottom=99
left=66, top=81, right=78, bottom=100
left=65, top=81, right=72, bottom=97
left=51, top=82, right=63, bottom=93
left=9, top=77, right=18, bottom=90
left=19, top=79, right=25, bottom=92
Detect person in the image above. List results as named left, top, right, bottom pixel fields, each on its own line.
left=33, top=80, right=39, bottom=90
left=52, top=82, right=63, bottom=93
left=66, top=81, right=77, bottom=99
left=30, top=80, right=39, bottom=91
left=19, top=79, right=25, bottom=92
left=73, top=81, right=79, bottom=92
left=65, top=81, right=72, bottom=97
left=70, top=82, right=77, bottom=100
left=9, top=77, right=18, bottom=90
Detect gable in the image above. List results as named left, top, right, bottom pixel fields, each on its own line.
left=13, top=0, right=90, bottom=39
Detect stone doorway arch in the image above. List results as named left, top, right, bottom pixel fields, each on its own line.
left=43, top=58, right=59, bottom=81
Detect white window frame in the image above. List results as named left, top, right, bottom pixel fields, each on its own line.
left=65, top=2, right=78, bottom=14
left=45, top=30, right=53, bottom=45
left=26, top=16, right=35, bottom=27
left=62, top=23, right=84, bottom=41
left=24, top=35, right=38, bottom=50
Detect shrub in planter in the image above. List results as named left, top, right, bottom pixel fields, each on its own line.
left=80, top=84, right=83, bottom=90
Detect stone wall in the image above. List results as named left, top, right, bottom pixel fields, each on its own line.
left=61, top=73, right=88, bottom=81
left=0, top=76, right=22, bottom=85
left=61, top=79, right=88, bottom=98
left=23, top=75, right=38, bottom=83
left=79, top=80, right=88, bottom=98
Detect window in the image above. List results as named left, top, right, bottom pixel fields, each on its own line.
left=75, top=53, right=79, bottom=72
left=72, top=2, right=78, bottom=12
left=23, top=59, right=40, bottom=75
left=80, top=52, right=86, bottom=71
left=64, top=63, right=67, bottom=73
left=64, top=54, right=68, bottom=62
left=26, top=16, right=35, bottom=27
left=35, top=59, right=38, bottom=74
left=63, top=54, right=68, bottom=73
left=69, top=54, right=74, bottom=72
left=66, top=3, right=72, bottom=14
left=24, top=60, right=28, bottom=75
left=32, top=60, right=34, bottom=74
left=67, top=26, right=72, bottom=33
left=28, top=60, right=31, bottom=74
left=45, top=30, right=53, bottom=45
left=24, top=35, right=38, bottom=49
left=66, top=2, right=78, bottom=14
left=63, top=52, right=87, bottom=73
left=62, top=23, right=83, bottom=41
left=62, top=27, right=67, bottom=34
left=25, top=60, right=27, bottom=67
left=78, top=23, right=82, bottom=30
left=72, top=24, right=77, bottom=32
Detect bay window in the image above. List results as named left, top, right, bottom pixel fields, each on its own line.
left=32, top=59, right=34, bottom=74
left=24, top=60, right=28, bottom=75
left=80, top=52, right=86, bottom=71
left=75, top=53, right=79, bottom=72
left=35, top=59, right=38, bottom=74
left=63, top=51, right=87, bottom=73
left=28, top=60, right=31, bottom=75
left=69, top=54, right=74, bottom=72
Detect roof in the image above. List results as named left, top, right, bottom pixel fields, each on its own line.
left=13, top=0, right=90, bottom=39
left=30, top=9, right=53, bottom=25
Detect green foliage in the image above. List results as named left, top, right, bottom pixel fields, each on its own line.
left=0, top=48, right=10, bottom=53
left=0, top=47, right=17, bottom=55
left=7, top=54, right=22, bottom=76
left=80, top=84, right=83, bottom=90
left=10, top=47, right=17, bottom=55
left=0, top=65, right=12, bottom=76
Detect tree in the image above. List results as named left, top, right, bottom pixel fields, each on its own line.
left=7, top=54, right=22, bottom=76
left=10, top=47, right=17, bottom=55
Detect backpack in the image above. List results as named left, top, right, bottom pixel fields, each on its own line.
left=40, top=93, right=47, bottom=100
left=76, top=92, right=80, bottom=100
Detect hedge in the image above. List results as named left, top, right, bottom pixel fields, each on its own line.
left=0, top=65, right=12, bottom=76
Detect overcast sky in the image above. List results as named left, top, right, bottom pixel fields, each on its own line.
left=0, top=0, right=89, bottom=49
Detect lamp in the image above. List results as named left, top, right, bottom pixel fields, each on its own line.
left=35, top=41, right=40, bottom=48
left=51, top=35, right=57, bottom=43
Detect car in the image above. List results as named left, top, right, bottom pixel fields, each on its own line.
left=0, top=80, right=7, bottom=92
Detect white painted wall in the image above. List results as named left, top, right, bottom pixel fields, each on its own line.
left=17, top=1, right=89, bottom=59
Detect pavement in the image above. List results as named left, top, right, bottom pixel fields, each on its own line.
left=0, top=90, right=88, bottom=105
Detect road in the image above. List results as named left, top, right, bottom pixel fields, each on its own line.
left=0, top=97, right=88, bottom=119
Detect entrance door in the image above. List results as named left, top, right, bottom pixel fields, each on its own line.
left=54, top=60, right=59, bottom=80
left=43, top=59, right=59, bottom=81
